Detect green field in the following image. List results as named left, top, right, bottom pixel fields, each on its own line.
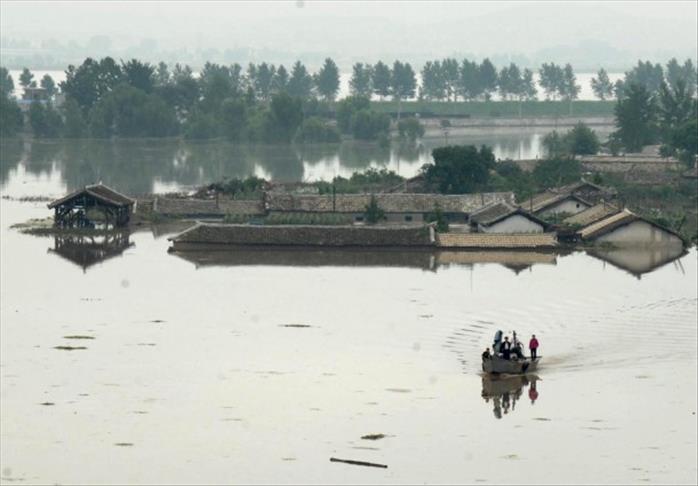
left=371, top=100, right=616, bottom=118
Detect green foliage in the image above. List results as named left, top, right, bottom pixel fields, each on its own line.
left=220, top=98, right=247, bottom=141
left=0, top=95, right=23, bottom=138
left=351, top=109, right=390, bottom=140
left=372, top=61, right=392, bottom=99
left=184, top=111, right=220, bottom=140
left=266, top=92, right=303, bottom=143
left=318, top=168, right=404, bottom=194
left=0, top=66, right=14, bottom=97
left=207, top=176, right=266, bottom=197
left=391, top=60, right=417, bottom=102
left=612, top=83, right=658, bottom=152
left=61, top=57, right=123, bottom=112
left=591, top=68, right=613, bottom=100
left=122, top=59, right=155, bottom=93
left=425, top=203, right=449, bottom=232
left=397, top=117, right=425, bottom=141
left=364, top=195, right=386, bottom=223
left=315, top=58, right=340, bottom=101
left=532, top=157, right=582, bottom=189
left=62, top=98, right=86, bottom=138
left=669, top=118, right=698, bottom=167
left=19, top=67, right=34, bottom=88
left=29, top=102, right=63, bottom=138
left=349, top=63, right=373, bottom=98
left=296, top=117, right=341, bottom=143
left=40, top=74, right=57, bottom=97
left=422, top=145, right=495, bottom=193
left=565, top=123, right=600, bottom=155
left=287, top=61, right=314, bottom=99
left=336, top=96, right=370, bottom=134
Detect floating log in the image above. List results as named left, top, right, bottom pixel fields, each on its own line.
left=330, top=457, right=388, bottom=468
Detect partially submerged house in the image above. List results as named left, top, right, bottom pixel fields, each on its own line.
left=562, top=202, right=622, bottom=228
left=48, top=184, right=135, bottom=228
left=554, top=180, right=617, bottom=204
left=518, top=190, right=592, bottom=218
left=469, top=201, right=548, bottom=233
left=578, top=209, right=685, bottom=247
left=265, top=192, right=515, bottom=223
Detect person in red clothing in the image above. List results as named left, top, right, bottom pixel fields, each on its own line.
left=529, top=334, right=539, bottom=360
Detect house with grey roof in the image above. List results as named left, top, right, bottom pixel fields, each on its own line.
left=469, top=201, right=548, bottom=234
left=578, top=209, right=685, bottom=247
left=518, top=190, right=592, bottom=218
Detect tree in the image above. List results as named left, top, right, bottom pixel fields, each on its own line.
left=19, top=68, right=34, bottom=89
left=521, top=68, right=537, bottom=100
left=539, top=62, right=564, bottom=100
left=0, top=95, right=23, bottom=137
left=199, top=62, right=233, bottom=112
left=391, top=60, right=416, bottom=119
left=364, top=195, right=386, bottom=223
left=420, top=61, right=445, bottom=101
left=532, top=157, right=582, bottom=188
left=287, top=61, right=314, bottom=99
left=122, top=59, right=155, bottom=93
left=351, top=109, right=390, bottom=140
left=155, top=62, right=170, bottom=86
left=62, top=97, right=86, bottom=138
left=459, top=59, right=482, bottom=101
left=296, top=116, right=341, bottom=143
left=565, top=122, right=600, bottom=155
left=220, top=98, right=247, bottom=140
left=421, top=145, right=495, bottom=193
left=612, top=83, right=658, bottom=152
left=498, top=63, right=522, bottom=101
left=441, top=58, right=460, bottom=101
left=479, top=58, right=498, bottom=101
left=267, top=92, right=303, bottom=143
left=60, top=57, right=123, bottom=112
left=254, top=63, right=276, bottom=101
left=666, top=58, right=698, bottom=96
left=315, top=57, right=340, bottom=102
left=272, top=65, right=289, bottom=94
left=336, top=95, right=370, bottom=134
left=591, top=68, right=613, bottom=100
left=542, top=131, right=566, bottom=158
left=29, top=102, right=63, bottom=138
left=349, top=63, right=373, bottom=98
left=39, top=74, right=57, bottom=98
left=372, top=61, right=392, bottom=100
left=0, top=67, right=14, bottom=97
left=561, top=64, right=581, bottom=114
left=623, top=60, right=665, bottom=96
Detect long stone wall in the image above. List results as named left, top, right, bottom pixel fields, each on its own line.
left=170, top=223, right=435, bottom=249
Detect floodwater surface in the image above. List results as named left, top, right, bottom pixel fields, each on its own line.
left=0, top=188, right=696, bottom=484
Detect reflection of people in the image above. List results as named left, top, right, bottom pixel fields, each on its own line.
left=501, top=337, right=512, bottom=360
left=529, top=334, right=539, bottom=360
left=529, top=380, right=539, bottom=404
left=493, top=397, right=502, bottom=419
left=502, top=392, right=511, bottom=414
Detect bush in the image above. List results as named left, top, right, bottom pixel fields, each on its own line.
left=397, top=117, right=425, bottom=141
left=565, top=122, right=600, bottom=155
left=296, top=116, right=341, bottom=143
left=532, top=157, right=582, bottom=188
left=352, top=109, right=390, bottom=140
left=0, top=95, right=24, bottom=138
left=336, top=96, right=370, bottom=134
left=184, top=111, right=220, bottom=139
left=421, top=145, right=495, bottom=193
left=364, top=195, right=386, bottom=223
left=29, top=102, right=63, bottom=138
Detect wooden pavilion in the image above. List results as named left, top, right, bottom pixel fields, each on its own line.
left=48, top=184, right=135, bottom=229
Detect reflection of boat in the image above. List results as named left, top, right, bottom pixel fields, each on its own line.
left=481, top=374, right=539, bottom=419
left=482, top=355, right=540, bottom=374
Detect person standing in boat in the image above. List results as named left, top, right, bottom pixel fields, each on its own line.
left=501, top=336, right=512, bottom=360
left=512, top=331, right=525, bottom=359
left=529, top=334, right=539, bottom=360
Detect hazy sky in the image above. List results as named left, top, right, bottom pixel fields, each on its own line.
left=1, top=1, right=696, bottom=67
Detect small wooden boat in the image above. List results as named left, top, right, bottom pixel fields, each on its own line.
left=482, top=355, right=540, bottom=374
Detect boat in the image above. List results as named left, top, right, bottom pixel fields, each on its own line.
left=482, top=329, right=541, bottom=374
left=482, top=354, right=540, bottom=374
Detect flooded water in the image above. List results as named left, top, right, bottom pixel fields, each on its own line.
left=1, top=178, right=696, bottom=483
left=0, top=128, right=612, bottom=197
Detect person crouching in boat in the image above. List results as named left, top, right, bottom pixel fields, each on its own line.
left=482, top=348, right=492, bottom=360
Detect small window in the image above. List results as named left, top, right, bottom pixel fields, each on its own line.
left=405, top=215, right=413, bottom=222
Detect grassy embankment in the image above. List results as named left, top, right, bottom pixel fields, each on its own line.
left=372, top=100, right=616, bottom=118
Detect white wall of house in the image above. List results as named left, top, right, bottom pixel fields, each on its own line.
left=595, top=220, right=683, bottom=246
left=479, top=214, right=544, bottom=233
left=538, top=199, right=590, bottom=217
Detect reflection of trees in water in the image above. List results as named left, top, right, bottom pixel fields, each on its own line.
left=297, top=143, right=341, bottom=165
left=0, top=139, right=26, bottom=186
left=248, top=144, right=304, bottom=182
left=338, top=140, right=390, bottom=169
left=481, top=374, right=540, bottom=420
left=393, top=142, right=425, bottom=164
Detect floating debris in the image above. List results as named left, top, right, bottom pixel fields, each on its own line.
left=385, top=388, right=411, bottom=393
left=533, top=417, right=551, bottom=421
left=63, top=335, right=95, bottom=340
left=330, top=457, right=387, bottom=469
left=39, top=402, right=55, bottom=406
left=150, top=319, right=165, bottom=323
left=279, top=324, right=312, bottom=328
left=361, top=434, right=386, bottom=440
left=114, top=443, right=134, bottom=447
left=54, top=346, right=87, bottom=351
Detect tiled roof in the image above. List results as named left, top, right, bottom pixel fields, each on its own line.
left=48, top=184, right=135, bottom=209
left=266, top=192, right=515, bottom=214
left=518, top=191, right=590, bottom=214
left=154, top=197, right=264, bottom=216
left=578, top=209, right=638, bottom=239
left=563, top=202, right=621, bottom=227
left=436, top=232, right=557, bottom=249
left=470, top=201, right=546, bottom=227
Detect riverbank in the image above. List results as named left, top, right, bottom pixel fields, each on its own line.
left=372, top=100, right=616, bottom=118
